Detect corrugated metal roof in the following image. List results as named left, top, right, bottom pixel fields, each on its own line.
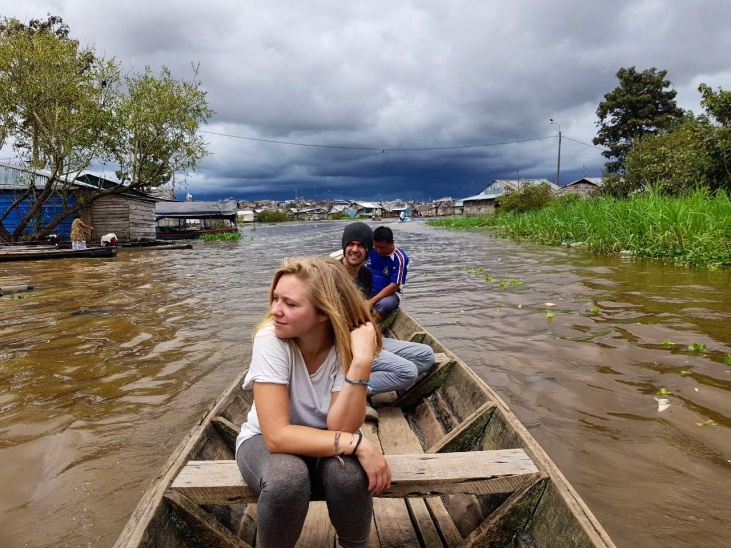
left=565, top=177, right=603, bottom=187
left=155, top=198, right=237, bottom=218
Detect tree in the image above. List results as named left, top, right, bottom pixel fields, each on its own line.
left=0, top=16, right=214, bottom=242
left=698, top=83, right=731, bottom=127
left=594, top=67, right=684, bottom=175
left=112, top=66, right=213, bottom=191
left=610, top=86, right=731, bottom=197
left=0, top=15, right=117, bottom=241
left=622, top=119, right=717, bottom=196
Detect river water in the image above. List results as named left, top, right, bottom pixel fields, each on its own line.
left=1, top=220, right=729, bottom=548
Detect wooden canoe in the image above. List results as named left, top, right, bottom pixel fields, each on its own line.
left=115, top=308, right=615, bottom=547
left=0, top=246, right=118, bottom=261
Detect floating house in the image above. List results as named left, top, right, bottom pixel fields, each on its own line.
left=76, top=174, right=157, bottom=241
left=155, top=199, right=239, bottom=240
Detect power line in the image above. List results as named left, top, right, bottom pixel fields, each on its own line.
left=198, top=130, right=554, bottom=151
left=562, top=135, right=605, bottom=150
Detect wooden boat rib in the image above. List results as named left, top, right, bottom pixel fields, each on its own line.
left=115, top=308, right=615, bottom=547
left=0, top=246, right=117, bottom=261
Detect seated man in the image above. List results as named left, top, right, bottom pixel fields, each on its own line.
left=340, top=222, right=434, bottom=399
left=367, top=226, right=408, bottom=321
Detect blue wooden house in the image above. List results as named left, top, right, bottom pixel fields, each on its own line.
left=1, top=164, right=158, bottom=242
left=0, top=163, right=77, bottom=239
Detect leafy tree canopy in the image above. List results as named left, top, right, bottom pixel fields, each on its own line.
left=113, top=65, right=214, bottom=191
left=593, top=67, right=684, bottom=174
left=0, top=15, right=214, bottom=242
left=698, top=83, right=731, bottom=127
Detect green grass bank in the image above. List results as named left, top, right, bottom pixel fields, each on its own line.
left=428, top=191, right=731, bottom=269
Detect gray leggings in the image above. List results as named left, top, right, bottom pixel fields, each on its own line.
left=236, top=435, right=372, bottom=548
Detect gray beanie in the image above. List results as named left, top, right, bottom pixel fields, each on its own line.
left=342, top=222, right=374, bottom=256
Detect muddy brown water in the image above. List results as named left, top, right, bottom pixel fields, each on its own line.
left=1, top=221, right=729, bottom=548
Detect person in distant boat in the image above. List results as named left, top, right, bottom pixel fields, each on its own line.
left=367, top=226, right=408, bottom=321
left=340, top=222, right=434, bottom=399
left=70, top=215, right=94, bottom=250
left=235, top=256, right=390, bottom=548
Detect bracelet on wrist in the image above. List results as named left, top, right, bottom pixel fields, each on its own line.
left=352, top=432, right=363, bottom=455
left=333, top=431, right=344, bottom=465
left=343, top=377, right=372, bottom=388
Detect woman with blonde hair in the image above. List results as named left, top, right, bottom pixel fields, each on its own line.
left=235, top=256, right=391, bottom=548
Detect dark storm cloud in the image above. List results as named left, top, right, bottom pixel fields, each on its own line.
left=3, top=0, right=731, bottom=201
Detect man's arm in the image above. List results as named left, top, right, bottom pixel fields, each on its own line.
left=369, top=282, right=399, bottom=307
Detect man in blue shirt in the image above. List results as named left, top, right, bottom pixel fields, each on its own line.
left=367, top=226, right=408, bottom=322
left=339, top=223, right=433, bottom=412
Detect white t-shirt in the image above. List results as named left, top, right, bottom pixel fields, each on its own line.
left=235, top=324, right=344, bottom=453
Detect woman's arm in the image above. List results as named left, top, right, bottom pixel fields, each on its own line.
left=255, top=382, right=337, bottom=456
left=255, top=381, right=391, bottom=493
left=327, top=322, right=376, bottom=432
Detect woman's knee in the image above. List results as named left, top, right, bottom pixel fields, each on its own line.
left=321, top=457, right=369, bottom=494
left=261, top=454, right=311, bottom=500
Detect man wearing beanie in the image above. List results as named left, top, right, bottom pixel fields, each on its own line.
left=341, top=221, right=374, bottom=297
left=339, top=222, right=435, bottom=412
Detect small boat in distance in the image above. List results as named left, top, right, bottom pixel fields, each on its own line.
left=0, top=245, right=118, bottom=262
left=155, top=199, right=239, bottom=240
left=115, top=308, right=615, bottom=547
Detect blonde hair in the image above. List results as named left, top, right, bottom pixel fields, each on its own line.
left=255, top=256, right=383, bottom=373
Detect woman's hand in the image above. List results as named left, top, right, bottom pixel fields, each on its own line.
left=354, top=436, right=391, bottom=495
left=350, top=321, right=377, bottom=368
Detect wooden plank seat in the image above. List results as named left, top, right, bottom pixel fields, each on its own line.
left=170, top=450, right=538, bottom=506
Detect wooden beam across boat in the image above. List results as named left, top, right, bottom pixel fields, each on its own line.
left=170, top=450, right=539, bottom=505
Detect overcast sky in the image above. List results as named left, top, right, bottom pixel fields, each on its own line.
left=2, top=1, right=730, bottom=202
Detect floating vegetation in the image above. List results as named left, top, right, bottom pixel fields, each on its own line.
left=590, top=306, right=600, bottom=314
left=657, top=387, right=673, bottom=396
left=545, top=311, right=555, bottom=319
left=724, top=355, right=731, bottom=366
left=199, top=231, right=242, bottom=241
left=662, top=339, right=674, bottom=347
left=680, top=370, right=692, bottom=376
left=696, top=419, right=718, bottom=427
left=687, top=343, right=706, bottom=352
left=483, top=274, right=493, bottom=282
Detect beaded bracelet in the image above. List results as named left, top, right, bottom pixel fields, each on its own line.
left=343, top=377, right=372, bottom=388
left=333, top=431, right=344, bottom=465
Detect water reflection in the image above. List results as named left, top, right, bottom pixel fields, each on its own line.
left=0, top=221, right=729, bottom=547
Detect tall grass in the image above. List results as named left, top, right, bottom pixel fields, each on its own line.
left=428, top=190, right=731, bottom=269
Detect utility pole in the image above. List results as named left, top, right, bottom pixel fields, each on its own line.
left=550, top=119, right=562, bottom=187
